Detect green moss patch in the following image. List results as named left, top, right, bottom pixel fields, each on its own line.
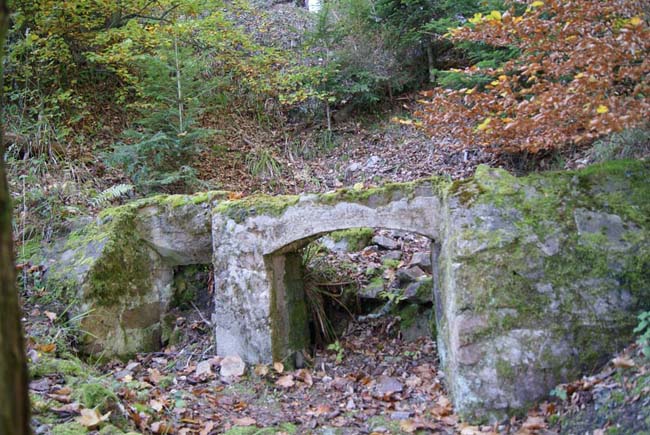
left=329, top=227, right=373, bottom=251
left=30, top=356, right=87, bottom=379
left=76, top=382, right=119, bottom=413
left=316, top=176, right=450, bottom=208
left=214, top=194, right=300, bottom=223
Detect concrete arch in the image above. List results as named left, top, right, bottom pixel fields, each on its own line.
left=211, top=179, right=446, bottom=364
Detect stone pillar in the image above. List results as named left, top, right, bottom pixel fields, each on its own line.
left=267, top=252, right=310, bottom=367
left=212, top=216, right=274, bottom=363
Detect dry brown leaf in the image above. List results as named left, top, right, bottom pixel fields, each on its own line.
left=273, top=362, right=284, bottom=373
left=521, top=415, right=546, bottom=430
left=44, top=311, right=57, bottom=322
left=276, top=375, right=295, bottom=388
left=149, top=399, right=164, bottom=412
left=36, top=343, right=56, bottom=353
left=75, top=408, right=111, bottom=428
left=296, top=369, right=313, bottom=386
left=254, top=364, right=269, bottom=376
left=200, top=421, right=216, bottom=435
left=612, top=356, right=636, bottom=369
left=312, top=404, right=331, bottom=416
left=430, top=395, right=452, bottom=418
left=148, top=368, right=162, bottom=384
left=150, top=421, right=173, bottom=434
left=228, top=192, right=244, bottom=200
left=233, top=416, right=256, bottom=426
left=51, top=386, right=72, bottom=395
left=399, top=419, right=419, bottom=433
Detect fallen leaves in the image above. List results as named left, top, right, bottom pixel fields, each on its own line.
left=76, top=408, right=111, bottom=428
left=232, top=416, right=256, bottom=426
left=275, top=375, right=295, bottom=388
left=612, top=356, right=636, bottom=369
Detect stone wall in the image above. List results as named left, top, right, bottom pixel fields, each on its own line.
left=41, top=161, right=650, bottom=422
left=437, top=162, right=650, bottom=420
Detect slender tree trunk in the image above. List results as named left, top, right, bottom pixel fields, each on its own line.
left=173, top=35, right=184, bottom=134
left=426, top=42, right=435, bottom=84
left=0, top=1, right=31, bottom=434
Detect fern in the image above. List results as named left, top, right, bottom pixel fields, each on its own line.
left=91, top=184, right=134, bottom=208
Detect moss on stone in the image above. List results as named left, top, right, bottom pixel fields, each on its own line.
left=495, top=358, right=515, bottom=381
left=397, top=304, right=420, bottom=330
left=85, top=207, right=152, bottom=306
left=316, top=176, right=450, bottom=208
left=214, top=194, right=299, bottom=223
left=329, top=227, right=373, bottom=251
left=382, top=258, right=400, bottom=269
left=129, top=190, right=227, bottom=210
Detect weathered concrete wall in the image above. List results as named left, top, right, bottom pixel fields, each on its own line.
left=41, top=161, right=650, bottom=422
left=43, top=192, right=224, bottom=357
left=211, top=178, right=446, bottom=363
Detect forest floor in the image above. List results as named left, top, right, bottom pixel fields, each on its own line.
left=20, top=222, right=650, bottom=435
left=22, top=285, right=650, bottom=435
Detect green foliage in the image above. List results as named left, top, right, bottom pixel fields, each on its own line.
left=326, top=340, right=345, bottom=364
left=306, top=0, right=433, bottom=109
left=107, top=35, right=216, bottom=193
left=634, top=311, right=650, bottom=359
left=246, top=148, right=284, bottom=180
left=378, top=289, right=406, bottom=304
left=433, top=69, right=493, bottom=90
left=90, top=184, right=134, bottom=208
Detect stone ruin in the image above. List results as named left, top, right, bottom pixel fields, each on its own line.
left=39, top=161, right=650, bottom=421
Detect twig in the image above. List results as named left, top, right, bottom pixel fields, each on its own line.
left=191, top=301, right=212, bottom=327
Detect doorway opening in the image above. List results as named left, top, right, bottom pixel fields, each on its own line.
left=265, top=227, right=440, bottom=368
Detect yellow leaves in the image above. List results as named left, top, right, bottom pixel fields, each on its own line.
left=530, top=1, right=544, bottom=8
left=628, top=16, right=643, bottom=27
left=469, top=10, right=502, bottom=24
left=498, top=75, right=508, bottom=81
left=477, top=117, right=492, bottom=131
left=488, top=10, right=502, bottom=22
left=391, top=117, right=423, bottom=127
left=596, top=105, right=609, bottom=114
left=490, top=80, right=500, bottom=86
left=574, top=72, right=585, bottom=79
left=468, top=13, right=483, bottom=24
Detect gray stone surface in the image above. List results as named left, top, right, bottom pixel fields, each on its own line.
left=397, top=266, right=427, bottom=284
left=372, top=235, right=399, bottom=250
left=381, top=250, right=402, bottom=261
left=408, top=251, right=432, bottom=273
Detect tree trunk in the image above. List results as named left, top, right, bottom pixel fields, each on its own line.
left=0, top=1, right=31, bottom=434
